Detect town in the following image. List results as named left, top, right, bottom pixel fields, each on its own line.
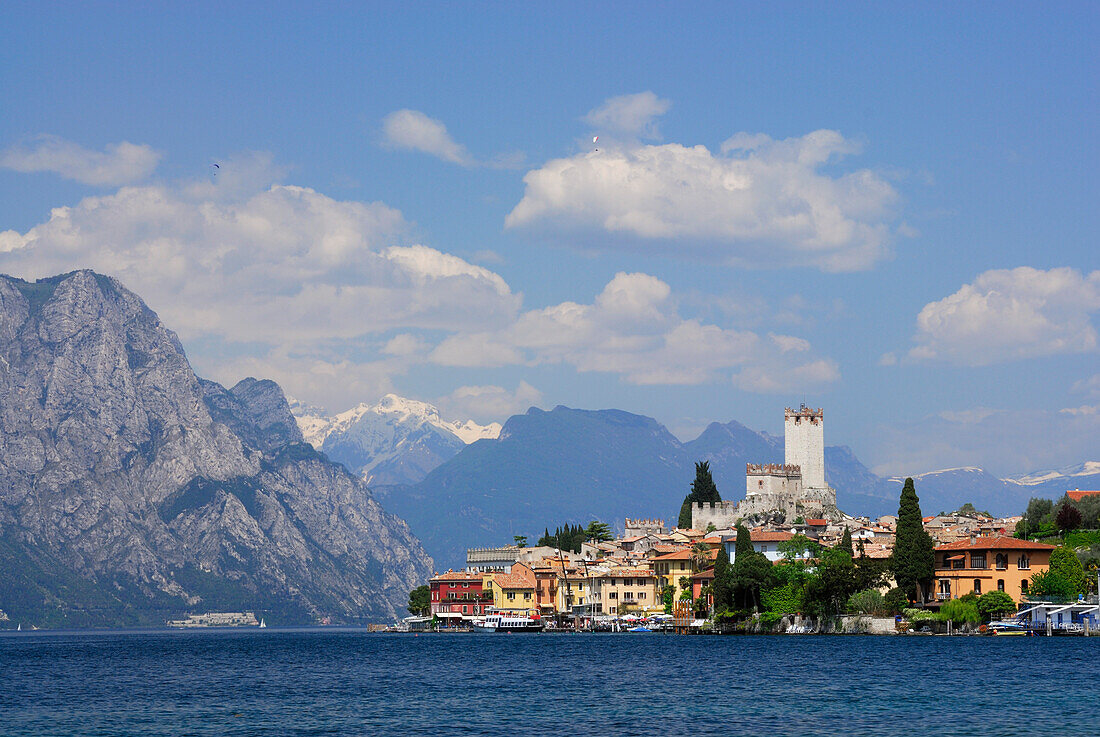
left=408, top=407, right=1099, bottom=636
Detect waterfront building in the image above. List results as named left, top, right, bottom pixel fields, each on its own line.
left=428, top=571, right=490, bottom=621
left=589, top=568, right=660, bottom=616
left=652, top=548, right=716, bottom=602
left=489, top=563, right=538, bottom=614
left=715, top=529, right=803, bottom=563
left=933, top=536, right=1056, bottom=604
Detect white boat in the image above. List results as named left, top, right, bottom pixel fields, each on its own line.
left=258, top=619, right=267, bottom=628
left=473, top=612, right=544, bottom=633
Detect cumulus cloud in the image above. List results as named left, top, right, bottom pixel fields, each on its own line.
left=583, top=91, right=671, bottom=138
left=1, top=134, right=161, bottom=186
left=381, top=109, right=474, bottom=166
left=430, top=271, right=838, bottom=392
left=0, top=170, right=520, bottom=347
left=909, top=267, right=1100, bottom=365
left=506, top=121, right=899, bottom=271
left=436, top=381, right=543, bottom=424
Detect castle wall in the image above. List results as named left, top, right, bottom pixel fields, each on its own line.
left=746, top=463, right=802, bottom=498
left=785, top=406, right=825, bottom=489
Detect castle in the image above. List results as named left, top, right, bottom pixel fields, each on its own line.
left=692, top=405, right=839, bottom=529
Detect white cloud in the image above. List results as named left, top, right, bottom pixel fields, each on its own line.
left=1, top=134, right=161, bottom=186
left=436, top=381, right=543, bottom=424
left=430, top=271, right=839, bottom=392
left=583, top=91, right=671, bottom=138
left=1072, top=373, right=1100, bottom=399
left=909, top=267, right=1100, bottom=365
left=0, top=168, right=520, bottom=349
left=506, top=120, right=899, bottom=271
left=1060, top=405, right=1100, bottom=417
left=381, top=109, right=474, bottom=166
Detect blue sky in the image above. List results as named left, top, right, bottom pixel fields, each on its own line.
left=1, top=2, right=1097, bottom=476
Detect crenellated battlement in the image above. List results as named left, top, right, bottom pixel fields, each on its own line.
left=746, top=463, right=801, bottom=477
left=785, top=404, right=823, bottom=421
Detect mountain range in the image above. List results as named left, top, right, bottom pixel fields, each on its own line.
left=0, top=271, right=432, bottom=627
left=306, top=403, right=1098, bottom=571
left=290, top=395, right=499, bottom=486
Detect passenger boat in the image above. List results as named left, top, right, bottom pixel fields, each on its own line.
left=472, top=612, right=544, bottom=633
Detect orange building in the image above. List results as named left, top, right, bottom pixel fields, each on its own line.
left=934, top=536, right=1057, bottom=604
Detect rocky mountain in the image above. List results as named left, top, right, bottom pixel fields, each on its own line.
left=289, top=394, right=500, bottom=486
left=378, top=406, right=896, bottom=569
left=0, top=270, right=432, bottom=628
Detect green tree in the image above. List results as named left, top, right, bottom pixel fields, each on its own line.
left=584, top=520, right=613, bottom=542
left=892, top=478, right=935, bottom=602
left=731, top=523, right=771, bottom=611
left=712, top=546, right=732, bottom=613
left=1049, top=546, right=1087, bottom=594
left=407, top=584, right=430, bottom=616
left=690, top=542, right=712, bottom=571
left=1029, top=569, right=1076, bottom=599
left=677, top=460, right=721, bottom=529
left=778, top=534, right=820, bottom=560
left=838, top=527, right=854, bottom=558
left=938, top=598, right=980, bottom=625
left=513, top=535, right=527, bottom=548
left=976, top=590, right=1016, bottom=620
left=804, top=547, right=858, bottom=616
left=847, top=588, right=885, bottom=615
left=884, top=587, right=908, bottom=614
left=660, top=585, right=675, bottom=614
left=955, top=502, right=991, bottom=518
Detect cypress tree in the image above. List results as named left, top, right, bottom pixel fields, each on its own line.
left=839, top=527, right=854, bottom=558
left=892, top=478, right=935, bottom=602
left=677, top=461, right=722, bottom=529
left=712, top=546, right=732, bottom=613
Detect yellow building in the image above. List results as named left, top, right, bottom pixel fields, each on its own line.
left=591, top=568, right=660, bottom=616
left=489, top=562, right=537, bottom=614
left=934, top=536, right=1056, bottom=604
left=651, top=548, right=715, bottom=603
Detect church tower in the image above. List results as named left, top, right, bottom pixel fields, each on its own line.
left=784, top=405, right=825, bottom=490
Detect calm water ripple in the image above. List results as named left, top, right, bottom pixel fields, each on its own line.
left=1, top=629, right=1095, bottom=736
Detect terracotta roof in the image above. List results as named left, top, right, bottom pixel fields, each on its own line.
left=751, top=531, right=794, bottom=542
left=651, top=548, right=718, bottom=561
left=935, top=535, right=1057, bottom=552
left=651, top=544, right=689, bottom=554
left=431, top=571, right=482, bottom=582
left=691, top=569, right=716, bottom=580
left=1067, top=490, right=1100, bottom=502
left=805, top=519, right=828, bottom=526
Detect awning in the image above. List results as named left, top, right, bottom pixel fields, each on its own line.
left=945, top=555, right=965, bottom=561
left=435, top=611, right=463, bottom=618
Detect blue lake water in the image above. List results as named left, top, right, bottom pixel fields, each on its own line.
left=1, top=629, right=1095, bottom=736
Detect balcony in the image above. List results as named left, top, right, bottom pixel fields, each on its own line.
left=936, top=592, right=951, bottom=601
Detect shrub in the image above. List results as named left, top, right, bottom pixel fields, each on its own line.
left=977, top=590, right=1016, bottom=620
left=847, top=588, right=886, bottom=615
left=937, top=598, right=980, bottom=625
left=884, top=587, right=908, bottom=614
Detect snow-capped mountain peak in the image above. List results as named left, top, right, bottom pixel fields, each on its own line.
left=1008, top=461, right=1100, bottom=487
left=286, top=393, right=501, bottom=486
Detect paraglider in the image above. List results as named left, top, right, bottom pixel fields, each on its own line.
left=210, top=163, right=220, bottom=178
left=592, top=136, right=598, bottom=152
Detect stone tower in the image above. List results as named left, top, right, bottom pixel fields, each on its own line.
left=784, top=405, right=825, bottom=490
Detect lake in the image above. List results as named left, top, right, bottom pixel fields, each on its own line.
left=1, top=629, right=1094, bottom=736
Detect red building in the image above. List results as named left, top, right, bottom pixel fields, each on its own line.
left=429, top=571, right=490, bottom=621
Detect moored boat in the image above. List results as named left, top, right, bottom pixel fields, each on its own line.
left=473, top=612, right=544, bottom=633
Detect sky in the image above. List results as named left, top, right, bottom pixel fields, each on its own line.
left=1, top=2, right=1097, bottom=477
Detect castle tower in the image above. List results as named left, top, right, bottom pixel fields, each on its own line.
left=784, top=405, right=825, bottom=490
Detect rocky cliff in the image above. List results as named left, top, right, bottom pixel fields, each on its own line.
left=0, top=271, right=432, bottom=627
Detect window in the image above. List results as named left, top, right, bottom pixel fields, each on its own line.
left=462, top=583, right=469, bottom=588
left=996, top=553, right=1008, bottom=570
left=1021, top=580, right=1029, bottom=593
left=952, top=557, right=965, bottom=570
left=507, top=592, right=515, bottom=600
left=998, top=579, right=1005, bottom=592
left=971, top=553, right=986, bottom=569
left=609, top=592, right=618, bottom=600
left=1018, top=555, right=1030, bottom=570
left=973, top=579, right=982, bottom=594
left=462, top=605, right=467, bottom=614
left=523, top=593, right=531, bottom=600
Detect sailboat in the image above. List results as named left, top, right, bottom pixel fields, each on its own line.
left=16, top=623, right=21, bottom=631
left=258, top=619, right=267, bottom=628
